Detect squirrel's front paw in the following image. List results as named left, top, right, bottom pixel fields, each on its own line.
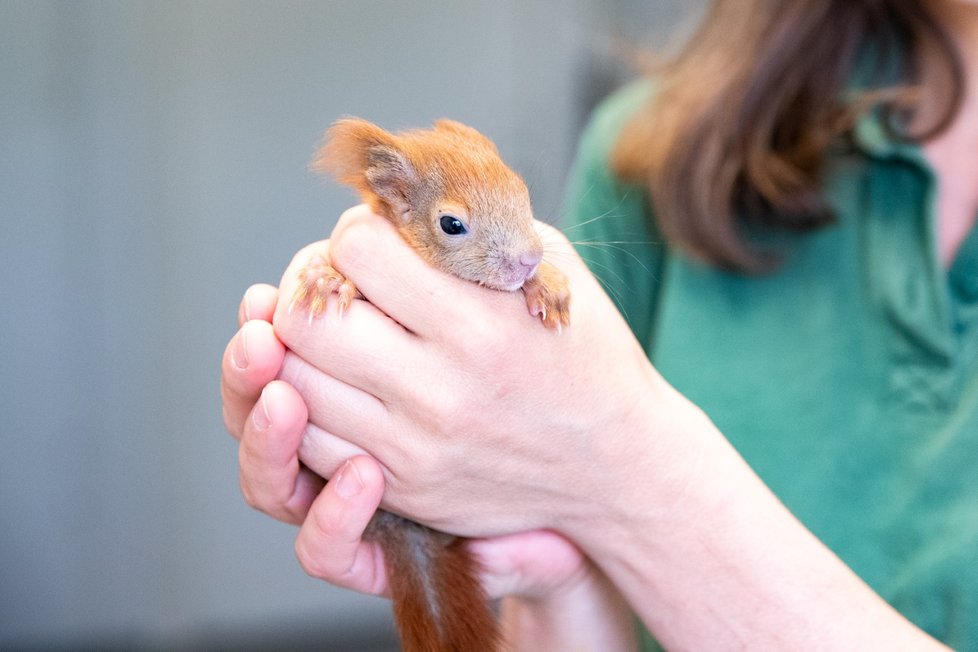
left=290, top=254, right=359, bottom=319
left=522, top=262, right=571, bottom=332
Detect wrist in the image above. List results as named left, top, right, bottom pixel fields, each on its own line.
left=560, top=387, right=945, bottom=650
left=561, top=376, right=721, bottom=555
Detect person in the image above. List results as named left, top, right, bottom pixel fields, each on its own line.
left=221, top=0, right=978, bottom=648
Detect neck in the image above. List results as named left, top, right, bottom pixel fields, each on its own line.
left=921, top=2, right=978, bottom=267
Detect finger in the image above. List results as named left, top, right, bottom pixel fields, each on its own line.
left=238, top=283, right=279, bottom=327
left=467, top=530, right=586, bottom=600
left=221, top=319, right=286, bottom=440
left=273, top=267, right=431, bottom=405
left=295, top=456, right=389, bottom=595
left=238, top=380, right=322, bottom=524
left=279, top=351, right=390, bottom=448
left=328, top=206, right=522, bottom=339
left=296, top=421, right=374, bottom=482
left=277, top=350, right=388, bottom=481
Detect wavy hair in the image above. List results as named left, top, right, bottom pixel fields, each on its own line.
left=611, top=0, right=965, bottom=271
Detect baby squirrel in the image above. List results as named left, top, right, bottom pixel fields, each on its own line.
left=293, top=117, right=571, bottom=652
left=294, top=117, right=570, bottom=330
left=293, top=118, right=570, bottom=652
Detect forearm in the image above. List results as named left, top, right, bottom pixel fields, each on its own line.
left=267, top=211, right=948, bottom=648
left=500, top=570, right=638, bottom=652
left=573, top=391, right=948, bottom=650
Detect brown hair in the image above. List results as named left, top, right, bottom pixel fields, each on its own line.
left=611, top=0, right=965, bottom=272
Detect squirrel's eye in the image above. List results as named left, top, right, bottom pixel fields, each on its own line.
left=439, top=214, right=467, bottom=236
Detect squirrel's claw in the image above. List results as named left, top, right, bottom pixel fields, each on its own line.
left=523, top=262, right=571, bottom=332
left=290, top=255, right=360, bottom=320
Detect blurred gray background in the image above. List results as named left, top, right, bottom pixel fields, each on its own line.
left=0, top=1, right=701, bottom=649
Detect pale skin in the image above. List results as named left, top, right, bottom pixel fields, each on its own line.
left=925, top=2, right=978, bottom=265
left=222, top=7, right=977, bottom=649
left=224, top=236, right=640, bottom=651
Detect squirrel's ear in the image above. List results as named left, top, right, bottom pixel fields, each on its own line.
left=433, top=119, right=498, bottom=154
left=312, top=118, right=417, bottom=220
left=362, top=144, right=417, bottom=217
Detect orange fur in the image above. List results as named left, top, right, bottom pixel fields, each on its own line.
left=306, top=117, right=570, bottom=326
left=298, top=117, right=574, bottom=651
left=369, top=511, right=498, bottom=652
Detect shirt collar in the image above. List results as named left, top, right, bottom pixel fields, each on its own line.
left=851, top=107, right=929, bottom=168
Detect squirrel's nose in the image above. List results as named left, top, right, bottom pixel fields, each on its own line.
left=519, top=250, right=542, bottom=277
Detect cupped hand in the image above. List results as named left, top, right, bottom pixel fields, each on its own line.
left=220, top=282, right=594, bottom=602
left=221, top=280, right=378, bottom=523
left=273, top=205, right=673, bottom=541
left=221, top=283, right=325, bottom=524
left=291, top=450, right=633, bottom=650
left=293, top=453, right=592, bottom=602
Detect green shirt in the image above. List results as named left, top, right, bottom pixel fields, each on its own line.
left=564, top=81, right=978, bottom=649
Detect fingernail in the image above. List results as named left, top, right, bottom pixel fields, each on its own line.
left=231, top=330, right=249, bottom=370
left=252, top=390, right=271, bottom=431
left=333, top=460, right=364, bottom=499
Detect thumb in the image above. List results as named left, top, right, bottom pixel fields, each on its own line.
left=294, top=456, right=390, bottom=596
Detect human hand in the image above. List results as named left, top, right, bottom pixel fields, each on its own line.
left=288, top=452, right=592, bottom=603
left=293, top=453, right=636, bottom=651
left=220, top=283, right=629, bottom=607
left=221, top=283, right=325, bottom=524
left=221, top=281, right=380, bottom=524
left=272, top=205, right=693, bottom=546
left=224, top=217, right=940, bottom=652
left=222, top=299, right=635, bottom=648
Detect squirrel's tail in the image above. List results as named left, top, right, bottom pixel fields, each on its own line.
left=369, top=511, right=499, bottom=652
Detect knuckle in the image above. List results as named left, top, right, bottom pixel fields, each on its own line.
left=331, top=207, right=402, bottom=273
left=329, top=220, right=373, bottom=270
left=287, top=240, right=327, bottom=274
left=294, top=536, right=325, bottom=579
left=462, top=320, right=497, bottom=354
left=295, top=514, right=350, bottom=582
left=242, top=283, right=278, bottom=323
left=451, top=313, right=511, bottom=370
left=281, top=502, right=306, bottom=526
left=220, top=339, right=241, bottom=384
left=221, top=402, right=241, bottom=440
left=238, top=471, right=261, bottom=511
left=409, top=445, right=442, bottom=482
left=335, top=203, right=375, bottom=233
left=409, top=384, right=466, bottom=441
left=304, top=498, right=333, bottom=541
left=237, top=444, right=276, bottom=514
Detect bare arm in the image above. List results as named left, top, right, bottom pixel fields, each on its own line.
left=268, top=206, right=948, bottom=650
left=575, top=390, right=946, bottom=650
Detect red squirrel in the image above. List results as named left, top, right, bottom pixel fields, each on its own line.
left=292, top=118, right=571, bottom=652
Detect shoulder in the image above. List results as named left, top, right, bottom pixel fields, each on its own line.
left=565, top=79, right=656, bottom=219
left=573, top=79, right=656, bottom=178
left=563, top=80, right=665, bottom=345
